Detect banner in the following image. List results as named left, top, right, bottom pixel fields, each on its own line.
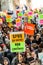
left=6, top=15, right=12, bottom=22
left=24, top=22, right=35, bottom=35
left=10, top=32, right=25, bottom=52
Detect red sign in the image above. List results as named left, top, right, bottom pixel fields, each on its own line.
left=24, top=22, right=35, bottom=35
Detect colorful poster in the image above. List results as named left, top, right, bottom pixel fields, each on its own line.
left=24, top=22, right=35, bottom=35
left=40, top=20, right=43, bottom=25
left=6, top=15, right=12, bottom=22
left=10, top=32, right=25, bottom=52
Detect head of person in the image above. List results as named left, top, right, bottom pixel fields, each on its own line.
left=26, top=47, right=30, bottom=53
left=17, top=63, right=22, bottom=65
left=36, top=33, right=40, bottom=40
left=17, top=53, right=25, bottom=63
left=29, top=36, right=34, bottom=42
left=22, top=62, right=26, bottom=65
left=3, top=57, right=10, bottom=65
left=26, top=52, right=31, bottom=58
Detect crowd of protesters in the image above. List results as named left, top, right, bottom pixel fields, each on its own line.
left=0, top=9, right=43, bottom=65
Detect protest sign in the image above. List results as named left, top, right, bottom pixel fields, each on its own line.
left=16, top=22, right=21, bottom=27
left=28, top=11, right=33, bottom=16
left=16, top=18, right=21, bottom=23
left=16, top=18, right=21, bottom=26
left=38, top=53, right=43, bottom=60
left=6, top=15, right=12, bottom=22
left=40, top=20, right=43, bottom=25
left=39, top=14, right=43, bottom=19
left=0, top=19, right=3, bottom=24
left=18, top=12, right=23, bottom=16
left=10, top=32, right=25, bottom=52
left=8, top=22, right=13, bottom=28
left=24, top=22, right=35, bottom=35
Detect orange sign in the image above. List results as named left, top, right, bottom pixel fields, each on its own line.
left=0, top=19, right=3, bottom=24
left=24, top=22, right=35, bottom=35
left=8, top=22, right=13, bottom=28
left=6, top=15, right=11, bottom=18
left=16, top=18, right=20, bottom=23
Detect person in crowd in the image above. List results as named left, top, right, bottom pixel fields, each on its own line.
left=0, top=46, right=4, bottom=64
left=0, top=9, right=43, bottom=65
left=3, top=57, right=10, bottom=65
left=33, top=33, right=41, bottom=45
left=11, top=53, right=25, bottom=65
left=16, top=63, right=22, bottom=65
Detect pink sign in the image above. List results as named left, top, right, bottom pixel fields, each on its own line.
left=16, top=22, right=21, bottom=27
left=28, top=11, right=33, bottom=15
left=18, top=16, right=22, bottom=19
left=40, top=20, right=43, bottom=25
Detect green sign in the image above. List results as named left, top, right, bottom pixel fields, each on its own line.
left=10, top=32, right=25, bottom=52
left=39, top=14, right=43, bottom=19
left=6, top=15, right=12, bottom=22
left=6, top=18, right=12, bottom=22
left=18, top=12, right=23, bottom=16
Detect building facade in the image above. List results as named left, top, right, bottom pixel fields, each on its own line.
left=0, top=0, right=31, bottom=11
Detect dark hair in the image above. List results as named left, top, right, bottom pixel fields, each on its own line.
left=3, top=57, right=10, bottom=65
left=17, top=62, right=22, bottom=65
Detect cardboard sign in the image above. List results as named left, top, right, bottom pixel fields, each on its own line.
left=24, top=22, right=35, bottom=35
left=10, top=32, right=25, bottom=52
left=40, top=20, right=43, bottom=25
left=38, top=53, right=43, bottom=60
left=0, top=19, right=3, bottom=24
left=6, top=15, right=12, bottom=22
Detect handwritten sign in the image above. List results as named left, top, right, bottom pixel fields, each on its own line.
left=10, top=32, right=25, bottom=52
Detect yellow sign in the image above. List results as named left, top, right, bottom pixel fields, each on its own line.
left=16, top=18, right=20, bottom=23
left=10, top=32, right=24, bottom=42
left=6, top=15, right=11, bottom=18
left=10, top=32, right=25, bottom=52
left=0, top=19, right=2, bottom=22
left=0, top=19, right=2, bottom=24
